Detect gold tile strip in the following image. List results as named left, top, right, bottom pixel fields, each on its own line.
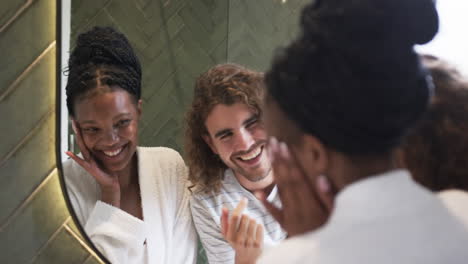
left=28, top=217, right=67, bottom=264
left=0, top=107, right=54, bottom=169
left=0, top=0, right=36, bottom=34
left=0, top=168, right=56, bottom=232
left=64, top=223, right=106, bottom=264
left=0, top=41, right=56, bottom=102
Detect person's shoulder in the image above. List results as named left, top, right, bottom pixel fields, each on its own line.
left=258, top=232, right=319, bottom=264
left=137, top=146, right=183, bottom=159
left=61, top=158, right=100, bottom=205
left=62, top=158, right=96, bottom=185
left=437, top=190, right=468, bottom=226
left=138, top=146, right=185, bottom=167
left=190, top=170, right=236, bottom=201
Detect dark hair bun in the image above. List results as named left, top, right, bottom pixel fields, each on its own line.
left=65, top=27, right=142, bottom=117
left=301, top=0, right=438, bottom=51
left=69, top=27, right=141, bottom=79
left=266, top=0, right=439, bottom=155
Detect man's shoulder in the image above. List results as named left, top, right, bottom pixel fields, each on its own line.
left=192, top=171, right=243, bottom=197
left=137, top=146, right=183, bottom=164
left=190, top=170, right=246, bottom=209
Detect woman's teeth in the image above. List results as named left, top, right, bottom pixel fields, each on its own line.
left=103, top=148, right=123, bottom=157
left=239, top=146, right=262, bottom=161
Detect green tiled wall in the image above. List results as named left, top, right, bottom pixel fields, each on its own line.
left=228, top=0, right=309, bottom=70
left=0, top=0, right=103, bottom=263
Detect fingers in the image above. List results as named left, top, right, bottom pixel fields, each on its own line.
left=245, top=218, right=257, bottom=247
left=232, top=197, right=248, bottom=216
left=269, top=137, right=332, bottom=235
left=255, top=222, right=264, bottom=248
left=65, top=151, right=88, bottom=169
left=316, top=175, right=334, bottom=211
left=235, top=214, right=250, bottom=246
left=271, top=139, right=307, bottom=220
left=221, top=207, right=229, bottom=236
left=72, top=120, right=91, bottom=161
left=227, top=198, right=248, bottom=240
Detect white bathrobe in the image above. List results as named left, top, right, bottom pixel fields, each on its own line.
left=63, top=147, right=197, bottom=264
left=258, top=169, right=468, bottom=264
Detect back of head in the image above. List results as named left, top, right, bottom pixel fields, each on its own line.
left=266, top=0, right=439, bottom=156
left=185, top=63, right=264, bottom=193
left=66, top=27, right=142, bottom=117
left=402, top=55, right=468, bottom=191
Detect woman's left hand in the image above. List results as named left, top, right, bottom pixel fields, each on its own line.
left=66, top=120, right=121, bottom=207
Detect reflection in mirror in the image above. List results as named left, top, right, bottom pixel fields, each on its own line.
left=59, top=0, right=309, bottom=263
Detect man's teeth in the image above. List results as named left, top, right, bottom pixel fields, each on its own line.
left=239, top=146, right=262, bottom=161
left=103, top=148, right=123, bottom=157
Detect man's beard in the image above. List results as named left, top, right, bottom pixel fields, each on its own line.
left=233, top=165, right=272, bottom=183
left=229, top=140, right=271, bottom=182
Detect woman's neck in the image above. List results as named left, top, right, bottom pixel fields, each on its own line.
left=327, top=152, right=398, bottom=191
left=116, top=154, right=139, bottom=190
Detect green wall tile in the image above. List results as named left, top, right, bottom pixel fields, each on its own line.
left=34, top=228, right=90, bottom=264
left=83, top=255, right=105, bottom=264
left=227, top=0, right=309, bottom=71
left=0, top=0, right=24, bottom=26
left=0, top=113, right=56, bottom=224
left=104, top=1, right=149, bottom=53
left=0, top=172, right=69, bottom=264
left=71, top=0, right=109, bottom=34
left=0, top=46, right=55, bottom=161
left=0, top=0, right=55, bottom=94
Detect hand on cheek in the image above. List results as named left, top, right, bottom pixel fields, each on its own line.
left=255, top=137, right=334, bottom=237
left=66, top=120, right=121, bottom=207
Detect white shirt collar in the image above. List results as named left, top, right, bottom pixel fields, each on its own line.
left=225, top=169, right=278, bottom=202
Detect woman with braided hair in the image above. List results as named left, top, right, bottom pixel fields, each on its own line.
left=62, top=27, right=197, bottom=264
left=253, top=0, right=468, bottom=263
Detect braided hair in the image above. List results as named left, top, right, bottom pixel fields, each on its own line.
left=65, top=27, right=142, bottom=117
left=266, top=0, right=439, bottom=156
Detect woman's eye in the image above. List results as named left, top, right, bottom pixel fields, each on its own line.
left=117, top=119, right=131, bottom=127
left=82, top=127, right=99, bottom=133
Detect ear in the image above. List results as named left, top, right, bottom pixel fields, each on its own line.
left=71, top=118, right=79, bottom=135
left=296, top=134, right=329, bottom=176
left=136, top=99, right=143, bottom=120
left=202, top=134, right=218, bottom=155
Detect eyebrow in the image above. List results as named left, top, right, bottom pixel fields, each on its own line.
left=79, top=120, right=97, bottom=125
left=213, top=114, right=258, bottom=139
left=113, top=113, right=132, bottom=120
left=78, top=113, right=132, bottom=125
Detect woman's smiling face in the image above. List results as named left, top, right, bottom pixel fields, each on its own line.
left=73, top=87, right=141, bottom=174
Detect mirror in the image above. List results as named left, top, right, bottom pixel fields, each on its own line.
left=57, top=0, right=468, bottom=263
left=58, top=0, right=309, bottom=263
